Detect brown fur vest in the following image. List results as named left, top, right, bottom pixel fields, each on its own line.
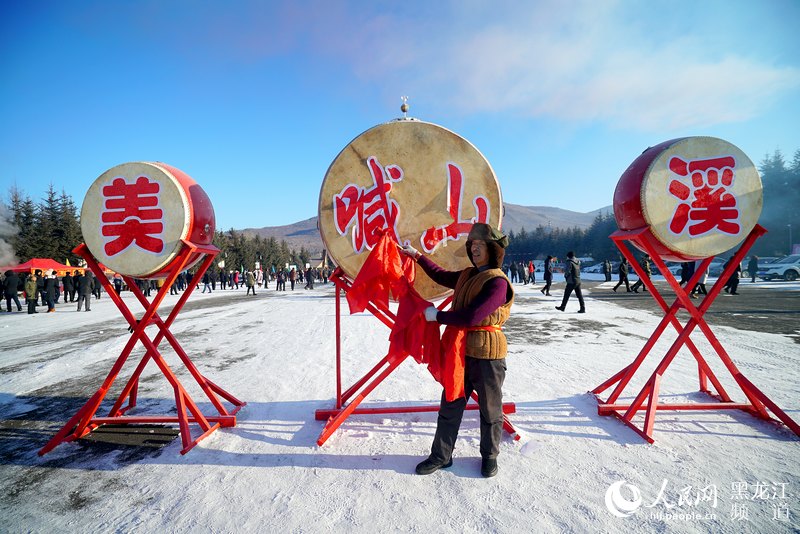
left=452, top=268, right=514, bottom=359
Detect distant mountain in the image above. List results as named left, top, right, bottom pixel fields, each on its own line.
left=241, top=203, right=613, bottom=255
left=501, top=203, right=612, bottom=233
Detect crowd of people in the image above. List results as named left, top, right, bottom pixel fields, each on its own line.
left=1, top=264, right=335, bottom=315
left=1, top=268, right=99, bottom=314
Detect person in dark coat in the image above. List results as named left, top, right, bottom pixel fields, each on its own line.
left=630, top=255, right=651, bottom=293
left=4, top=270, right=22, bottom=312
left=747, top=255, right=759, bottom=283
left=62, top=272, right=75, bottom=302
left=53, top=273, right=61, bottom=303
left=400, top=222, right=514, bottom=478
left=35, top=269, right=46, bottom=306
left=540, top=255, right=553, bottom=296
left=724, top=258, right=742, bottom=295
left=92, top=274, right=102, bottom=299
left=679, top=261, right=696, bottom=287
left=613, top=259, right=631, bottom=292
left=113, top=274, right=123, bottom=295
left=603, top=259, right=612, bottom=282
left=75, top=271, right=94, bottom=311
left=202, top=272, right=212, bottom=293
left=556, top=251, right=585, bottom=313
left=43, top=270, right=57, bottom=312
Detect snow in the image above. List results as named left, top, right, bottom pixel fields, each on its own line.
left=1, top=278, right=798, bottom=533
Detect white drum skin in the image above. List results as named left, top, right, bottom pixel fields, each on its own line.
left=319, top=120, right=503, bottom=300
left=81, top=162, right=215, bottom=278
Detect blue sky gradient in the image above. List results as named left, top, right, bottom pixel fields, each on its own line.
left=2, top=0, right=798, bottom=230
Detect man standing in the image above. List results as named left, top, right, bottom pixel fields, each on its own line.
left=3, top=270, right=22, bottom=312
left=401, top=223, right=514, bottom=478
left=747, top=255, right=759, bottom=283
left=63, top=271, right=75, bottom=302
left=603, top=259, right=612, bottom=282
left=43, top=270, right=57, bottom=312
left=631, top=255, right=651, bottom=293
left=76, top=270, right=94, bottom=311
left=25, top=272, right=39, bottom=314
left=556, top=251, right=585, bottom=313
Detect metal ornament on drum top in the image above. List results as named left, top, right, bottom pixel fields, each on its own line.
left=80, top=162, right=216, bottom=278
left=318, top=103, right=503, bottom=301
left=613, top=136, right=763, bottom=262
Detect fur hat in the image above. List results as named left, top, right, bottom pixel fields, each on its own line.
left=467, top=223, right=509, bottom=248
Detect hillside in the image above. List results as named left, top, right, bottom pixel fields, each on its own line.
left=241, top=203, right=612, bottom=254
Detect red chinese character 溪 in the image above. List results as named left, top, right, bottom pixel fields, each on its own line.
left=333, top=156, right=402, bottom=253
left=101, top=176, right=164, bottom=256
left=667, top=155, right=740, bottom=237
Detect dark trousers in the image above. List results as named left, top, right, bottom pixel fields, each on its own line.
left=613, top=275, right=630, bottom=292
left=542, top=276, right=552, bottom=294
left=430, top=357, right=506, bottom=462
left=559, top=283, right=585, bottom=310
left=6, top=294, right=22, bottom=311
left=27, top=298, right=37, bottom=314
left=77, top=294, right=91, bottom=311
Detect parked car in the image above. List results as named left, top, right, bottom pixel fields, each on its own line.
left=742, top=256, right=780, bottom=278
left=757, top=255, right=800, bottom=281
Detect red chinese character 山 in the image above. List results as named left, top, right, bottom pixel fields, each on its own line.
left=667, top=155, right=741, bottom=237
left=420, top=162, right=489, bottom=253
left=101, top=176, right=165, bottom=256
left=333, top=156, right=403, bottom=253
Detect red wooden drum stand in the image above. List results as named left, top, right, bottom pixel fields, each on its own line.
left=315, top=268, right=519, bottom=446
left=39, top=240, right=245, bottom=456
left=593, top=225, right=799, bottom=442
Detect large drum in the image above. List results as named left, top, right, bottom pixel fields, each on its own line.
left=319, top=119, right=503, bottom=300
left=614, top=137, right=762, bottom=261
left=81, top=162, right=216, bottom=278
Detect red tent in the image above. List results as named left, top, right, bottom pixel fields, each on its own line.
left=1, top=258, right=85, bottom=277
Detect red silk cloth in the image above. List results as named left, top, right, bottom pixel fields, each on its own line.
left=346, top=231, right=467, bottom=401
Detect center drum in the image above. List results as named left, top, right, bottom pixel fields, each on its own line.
left=318, top=119, right=503, bottom=301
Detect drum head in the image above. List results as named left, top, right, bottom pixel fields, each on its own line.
left=615, top=136, right=762, bottom=260
left=81, top=162, right=195, bottom=278
left=319, top=120, right=503, bottom=300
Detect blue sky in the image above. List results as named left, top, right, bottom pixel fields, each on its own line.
left=1, top=0, right=798, bottom=230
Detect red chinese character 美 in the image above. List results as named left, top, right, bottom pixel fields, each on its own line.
left=667, top=155, right=741, bottom=237
left=333, top=156, right=402, bottom=253
left=101, top=176, right=164, bottom=256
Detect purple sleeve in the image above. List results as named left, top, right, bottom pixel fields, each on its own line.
left=436, top=277, right=510, bottom=327
left=417, top=255, right=462, bottom=289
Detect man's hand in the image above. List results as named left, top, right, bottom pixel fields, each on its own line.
left=398, top=243, right=421, bottom=260
left=424, top=306, right=439, bottom=322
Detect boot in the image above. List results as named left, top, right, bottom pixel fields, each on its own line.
left=578, top=308, right=586, bottom=313
left=555, top=306, right=565, bottom=312
left=481, top=458, right=498, bottom=478
left=415, top=456, right=453, bottom=475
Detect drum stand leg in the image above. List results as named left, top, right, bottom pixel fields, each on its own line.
left=593, top=225, right=800, bottom=442
left=39, top=241, right=246, bottom=456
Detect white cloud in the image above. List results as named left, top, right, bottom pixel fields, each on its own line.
left=314, top=0, right=800, bottom=132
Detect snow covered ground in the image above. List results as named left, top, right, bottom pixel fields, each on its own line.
left=0, top=276, right=798, bottom=533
